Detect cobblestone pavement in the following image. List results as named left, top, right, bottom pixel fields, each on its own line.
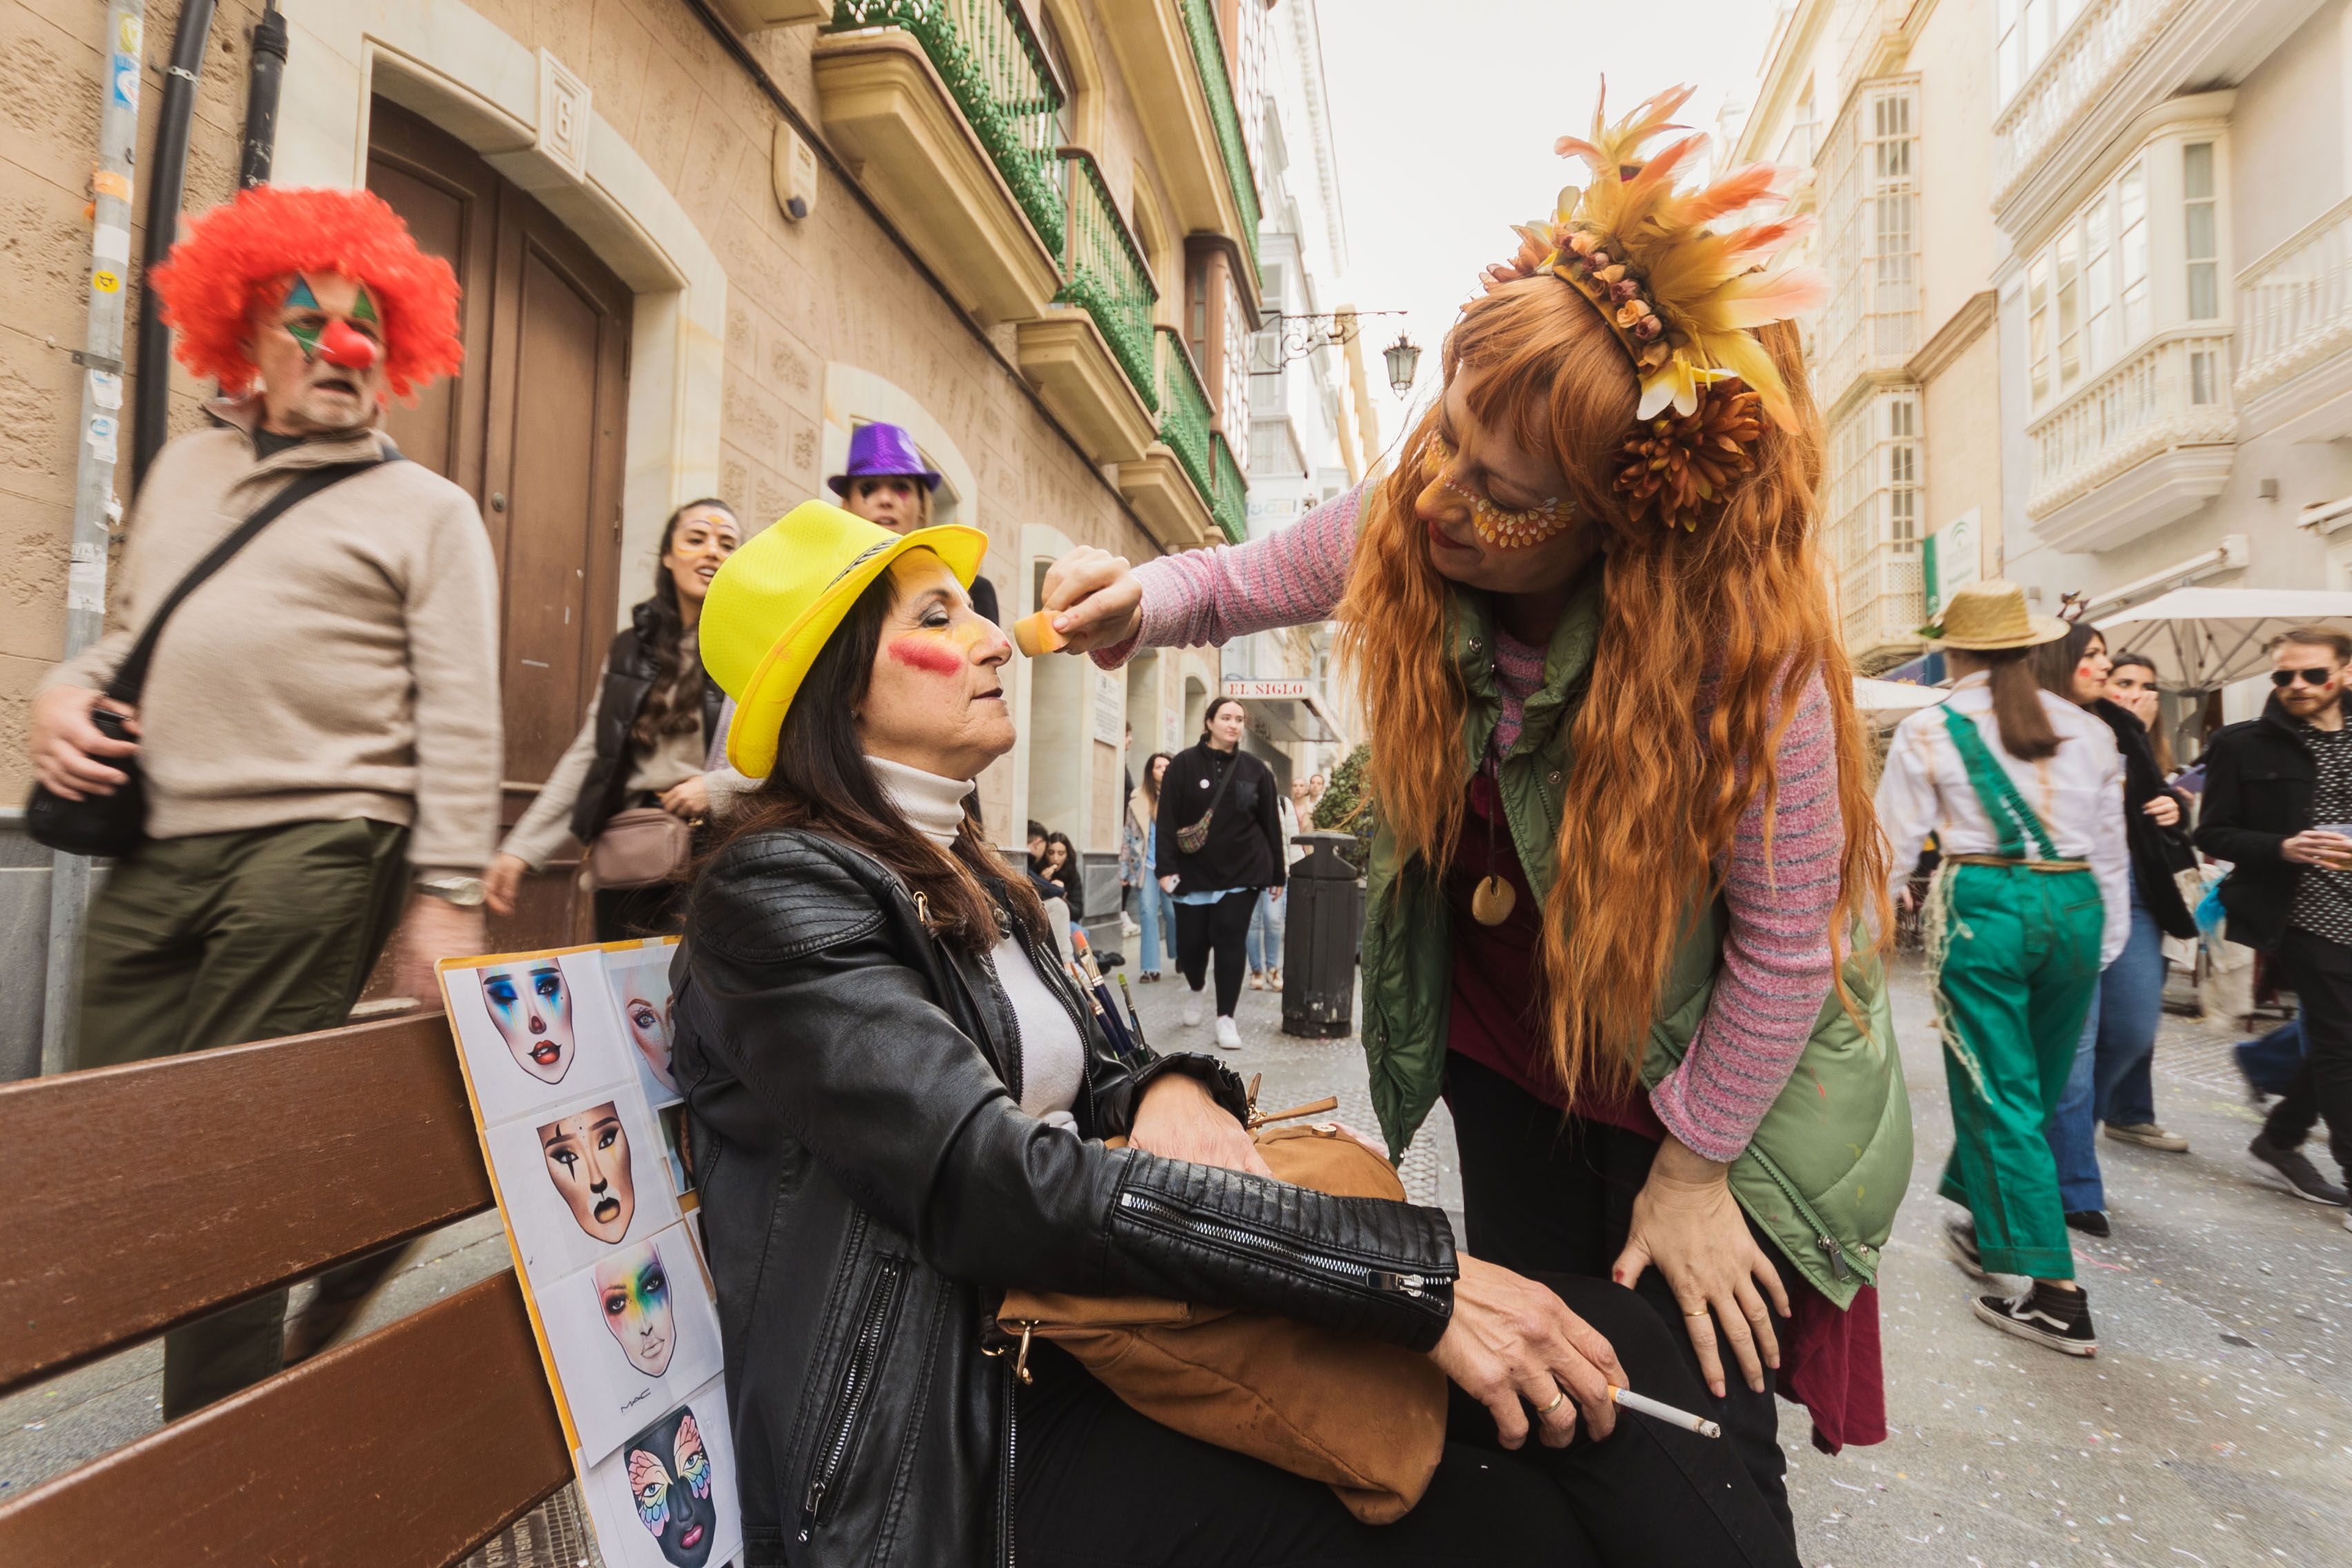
left=10, top=954, right=2349, bottom=1567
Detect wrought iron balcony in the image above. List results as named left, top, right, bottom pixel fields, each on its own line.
left=1055, top=150, right=1158, bottom=412
left=1211, top=431, right=1247, bottom=545
left=828, top=0, right=1066, bottom=257
left=1177, top=0, right=1261, bottom=266
left=1157, top=326, right=1216, bottom=509
left=2026, top=327, right=2235, bottom=552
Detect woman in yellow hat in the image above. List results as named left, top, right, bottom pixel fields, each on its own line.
left=1876, top=579, right=2128, bottom=1357
left=672, top=500, right=1801, bottom=1566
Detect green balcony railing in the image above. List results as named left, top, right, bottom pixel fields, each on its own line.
left=1210, top=431, right=1247, bottom=545
left=1156, top=326, right=1215, bottom=510
left=1178, top=0, right=1261, bottom=270
left=829, top=0, right=1066, bottom=257
left=1055, top=150, right=1158, bottom=413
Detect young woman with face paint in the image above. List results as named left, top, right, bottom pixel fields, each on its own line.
left=672, top=498, right=1808, bottom=1566
left=491, top=499, right=743, bottom=938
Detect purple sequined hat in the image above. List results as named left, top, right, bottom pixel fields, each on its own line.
left=827, top=422, right=941, bottom=496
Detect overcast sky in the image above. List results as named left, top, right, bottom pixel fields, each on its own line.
left=1315, top=0, right=1785, bottom=455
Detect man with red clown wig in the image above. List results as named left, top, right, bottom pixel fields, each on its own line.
left=32, top=186, right=501, bottom=1416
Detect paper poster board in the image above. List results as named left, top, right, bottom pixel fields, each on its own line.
left=440, top=939, right=743, bottom=1568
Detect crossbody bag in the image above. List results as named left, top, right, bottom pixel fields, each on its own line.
left=26, top=458, right=392, bottom=858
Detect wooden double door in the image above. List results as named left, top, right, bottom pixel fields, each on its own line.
left=366, top=99, right=634, bottom=950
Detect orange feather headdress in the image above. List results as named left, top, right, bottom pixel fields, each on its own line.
left=1496, top=81, right=1823, bottom=529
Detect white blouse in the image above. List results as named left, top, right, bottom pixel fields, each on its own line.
left=870, top=756, right=1085, bottom=1129
left=1874, top=674, right=2129, bottom=967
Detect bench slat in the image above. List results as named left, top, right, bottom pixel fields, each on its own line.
left=0, top=1272, right=573, bottom=1567
left=0, top=1016, right=494, bottom=1394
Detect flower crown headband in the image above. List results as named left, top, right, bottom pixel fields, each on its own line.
left=1484, top=82, right=1825, bottom=533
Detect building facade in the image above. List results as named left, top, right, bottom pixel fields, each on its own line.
left=0, top=0, right=1299, bottom=1075
left=1988, top=0, right=2352, bottom=701
left=1739, top=0, right=2005, bottom=675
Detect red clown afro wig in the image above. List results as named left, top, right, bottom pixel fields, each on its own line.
left=148, top=186, right=463, bottom=400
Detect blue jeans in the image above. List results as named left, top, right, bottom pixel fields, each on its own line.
left=1246, top=888, right=1285, bottom=973
left=1133, top=881, right=1175, bottom=974
left=2046, top=886, right=2168, bottom=1211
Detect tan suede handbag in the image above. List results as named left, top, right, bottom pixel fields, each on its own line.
left=995, top=1099, right=1448, bottom=1525
left=587, top=806, right=695, bottom=889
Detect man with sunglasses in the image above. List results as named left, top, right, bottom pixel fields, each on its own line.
left=2197, top=627, right=2352, bottom=1208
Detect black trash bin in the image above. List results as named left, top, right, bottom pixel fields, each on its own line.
left=1281, top=832, right=1364, bottom=1038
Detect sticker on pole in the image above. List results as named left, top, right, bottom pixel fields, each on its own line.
left=110, top=52, right=139, bottom=111
left=86, top=415, right=119, bottom=464
left=91, top=269, right=121, bottom=295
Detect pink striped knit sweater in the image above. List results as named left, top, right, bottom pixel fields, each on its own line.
left=1095, top=484, right=1843, bottom=1163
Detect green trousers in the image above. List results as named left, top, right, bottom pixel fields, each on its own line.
left=1931, top=861, right=2104, bottom=1280
left=75, top=816, right=412, bottom=1418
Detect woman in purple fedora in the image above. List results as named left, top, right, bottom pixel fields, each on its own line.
left=831, top=422, right=997, bottom=623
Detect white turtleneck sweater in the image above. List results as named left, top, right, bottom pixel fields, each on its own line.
left=870, top=756, right=1084, bottom=1130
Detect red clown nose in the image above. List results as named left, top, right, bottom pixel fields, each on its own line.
left=320, top=317, right=380, bottom=371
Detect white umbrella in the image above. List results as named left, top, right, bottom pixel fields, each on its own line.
left=1854, top=676, right=1949, bottom=721
left=2095, top=589, right=2352, bottom=690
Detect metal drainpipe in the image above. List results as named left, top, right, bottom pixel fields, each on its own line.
left=238, top=5, right=286, bottom=188
left=126, top=0, right=215, bottom=492
left=40, top=0, right=148, bottom=1075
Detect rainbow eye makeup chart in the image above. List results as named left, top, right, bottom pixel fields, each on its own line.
left=442, top=939, right=741, bottom=1568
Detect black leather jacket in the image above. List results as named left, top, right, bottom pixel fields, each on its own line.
left=672, top=830, right=1458, bottom=1567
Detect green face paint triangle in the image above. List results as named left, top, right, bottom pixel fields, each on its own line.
left=350, top=284, right=379, bottom=325
left=284, top=275, right=324, bottom=360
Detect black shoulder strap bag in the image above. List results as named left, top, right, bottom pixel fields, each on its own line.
left=27, top=458, right=392, bottom=857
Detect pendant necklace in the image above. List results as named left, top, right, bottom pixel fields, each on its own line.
left=1471, top=778, right=1517, bottom=926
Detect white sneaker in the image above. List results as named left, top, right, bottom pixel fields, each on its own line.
left=1182, top=990, right=1204, bottom=1028
left=1120, top=915, right=1139, bottom=934
left=1215, top=1016, right=1242, bottom=1050
left=1247, top=972, right=1266, bottom=991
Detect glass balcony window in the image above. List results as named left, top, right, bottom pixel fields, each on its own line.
left=2186, top=141, right=2219, bottom=320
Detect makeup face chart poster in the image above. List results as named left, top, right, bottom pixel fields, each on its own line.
left=440, top=938, right=742, bottom=1568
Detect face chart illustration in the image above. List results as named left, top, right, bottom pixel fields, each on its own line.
left=481, top=958, right=575, bottom=1083
left=605, top=946, right=682, bottom=1106
left=614, top=1398, right=726, bottom=1568
left=596, top=1238, right=676, bottom=1378
left=541, top=1101, right=636, bottom=1243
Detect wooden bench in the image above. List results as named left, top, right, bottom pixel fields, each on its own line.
left=0, top=1015, right=574, bottom=1565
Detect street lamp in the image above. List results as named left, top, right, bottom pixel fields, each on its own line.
left=1383, top=333, right=1422, bottom=398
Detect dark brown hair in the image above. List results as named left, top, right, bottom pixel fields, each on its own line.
left=1965, top=647, right=2062, bottom=762
left=632, top=499, right=737, bottom=750
left=2268, top=626, right=2352, bottom=662
left=2028, top=620, right=2104, bottom=709
left=714, top=561, right=1043, bottom=952
left=2110, top=652, right=2174, bottom=772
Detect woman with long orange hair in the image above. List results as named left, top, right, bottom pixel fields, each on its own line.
left=1042, top=86, right=1908, bottom=1533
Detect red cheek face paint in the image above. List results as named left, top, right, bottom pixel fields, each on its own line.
left=887, top=636, right=963, bottom=676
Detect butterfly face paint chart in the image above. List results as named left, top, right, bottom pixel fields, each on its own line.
left=439, top=938, right=740, bottom=1567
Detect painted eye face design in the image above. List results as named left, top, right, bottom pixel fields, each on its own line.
left=480, top=961, right=574, bottom=1083
left=623, top=1408, right=718, bottom=1566
left=622, top=990, right=676, bottom=1095
left=1423, top=431, right=1572, bottom=549
left=538, top=1104, right=635, bottom=1242
left=594, top=1241, right=676, bottom=1378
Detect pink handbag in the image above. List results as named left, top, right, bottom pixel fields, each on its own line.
left=587, top=807, right=694, bottom=889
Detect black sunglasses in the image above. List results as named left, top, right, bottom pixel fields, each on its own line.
left=2272, top=667, right=2339, bottom=688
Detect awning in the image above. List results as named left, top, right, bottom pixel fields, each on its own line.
left=2093, top=588, right=2352, bottom=689
left=1223, top=679, right=1348, bottom=746
left=1854, top=676, right=1950, bottom=721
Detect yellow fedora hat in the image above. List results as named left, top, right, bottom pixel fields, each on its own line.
left=1918, top=578, right=2070, bottom=651
left=700, top=499, right=988, bottom=777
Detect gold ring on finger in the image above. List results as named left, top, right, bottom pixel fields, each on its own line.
left=1538, top=1387, right=1568, bottom=1415
left=1683, top=1307, right=1710, bottom=1317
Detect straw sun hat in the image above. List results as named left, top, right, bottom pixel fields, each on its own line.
left=700, top=499, right=988, bottom=777
left=1918, top=579, right=2070, bottom=652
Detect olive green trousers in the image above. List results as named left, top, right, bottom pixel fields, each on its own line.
left=75, top=817, right=411, bottom=1418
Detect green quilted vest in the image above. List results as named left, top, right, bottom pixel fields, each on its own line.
left=1356, top=572, right=1911, bottom=1306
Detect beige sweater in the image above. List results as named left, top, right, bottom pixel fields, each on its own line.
left=47, top=401, right=502, bottom=874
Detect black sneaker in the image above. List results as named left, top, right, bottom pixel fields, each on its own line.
left=1972, top=1282, right=2097, bottom=1357
left=1943, top=1219, right=1987, bottom=1278
left=2064, top=1209, right=2111, bottom=1237
left=2249, top=1133, right=2351, bottom=1205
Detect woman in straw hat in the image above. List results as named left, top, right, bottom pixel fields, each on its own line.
left=1876, top=579, right=2129, bottom=1357
left=669, top=500, right=1800, bottom=1566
